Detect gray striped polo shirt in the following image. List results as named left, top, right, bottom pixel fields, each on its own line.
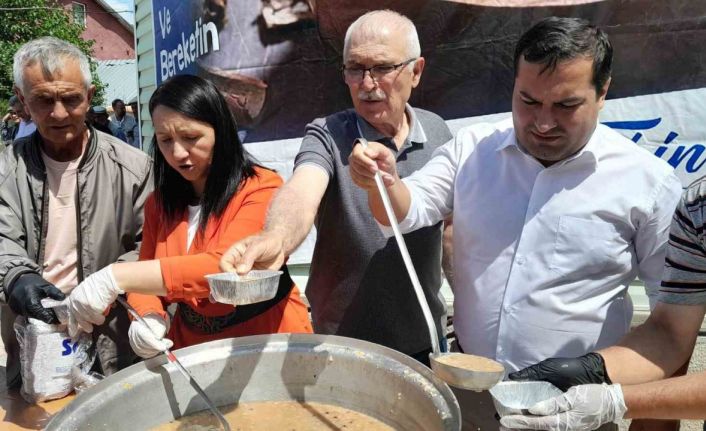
left=659, top=177, right=706, bottom=304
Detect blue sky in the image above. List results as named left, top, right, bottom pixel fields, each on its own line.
left=105, top=0, right=135, bottom=25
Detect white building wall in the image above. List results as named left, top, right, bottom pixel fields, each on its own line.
left=135, top=0, right=156, bottom=150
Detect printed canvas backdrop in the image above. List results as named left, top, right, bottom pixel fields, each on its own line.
left=152, top=0, right=706, bottom=262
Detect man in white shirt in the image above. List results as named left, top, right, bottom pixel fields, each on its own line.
left=349, top=16, right=682, bottom=429
left=9, top=95, right=36, bottom=140
left=499, top=180, right=706, bottom=429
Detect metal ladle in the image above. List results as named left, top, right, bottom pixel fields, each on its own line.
left=356, top=138, right=504, bottom=392
left=116, top=297, right=232, bottom=431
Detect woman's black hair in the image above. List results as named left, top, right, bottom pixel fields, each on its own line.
left=148, top=74, right=256, bottom=231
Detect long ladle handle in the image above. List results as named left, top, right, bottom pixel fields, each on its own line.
left=356, top=138, right=441, bottom=356
left=116, top=296, right=232, bottom=431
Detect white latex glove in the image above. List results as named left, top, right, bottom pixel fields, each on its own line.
left=128, top=314, right=174, bottom=358
left=500, top=384, right=627, bottom=431
left=67, top=265, right=124, bottom=338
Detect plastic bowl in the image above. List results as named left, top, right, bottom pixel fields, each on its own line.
left=489, top=381, right=563, bottom=417
left=206, top=270, right=282, bottom=305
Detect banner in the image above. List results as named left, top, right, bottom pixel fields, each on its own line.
left=152, top=1, right=219, bottom=84
left=150, top=0, right=706, bottom=263
left=151, top=0, right=706, bottom=140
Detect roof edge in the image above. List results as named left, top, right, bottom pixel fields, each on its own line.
left=93, top=0, right=134, bottom=34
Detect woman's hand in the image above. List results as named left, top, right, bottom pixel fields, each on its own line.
left=128, top=314, right=173, bottom=358
left=67, top=265, right=124, bottom=337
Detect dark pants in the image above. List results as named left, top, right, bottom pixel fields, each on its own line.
left=1, top=304, right=21, bottom=389
left=410, top=337, right=449, bottom=368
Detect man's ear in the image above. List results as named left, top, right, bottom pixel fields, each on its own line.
left=411, top=57, right=425, bottom=88
left=14, top=86, right=25, bottom=106
left=597, top=77, right=611, bottom=110
left=87, top=85, right=96, bottom=105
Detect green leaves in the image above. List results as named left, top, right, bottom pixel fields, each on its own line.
left=0, top=0, right=105, bottom=104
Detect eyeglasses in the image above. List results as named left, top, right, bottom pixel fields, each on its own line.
left=342, top=58, right=417, bottom=83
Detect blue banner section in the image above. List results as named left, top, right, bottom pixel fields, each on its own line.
left=152, top=1, right=220, bottom=85
left=604, top=119, right=680, bottom=145
left=605, top=119, right=700, bottom=172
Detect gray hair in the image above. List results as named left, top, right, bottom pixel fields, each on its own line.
left=343, top=10, right=421, bottom=62
left=13, top=37, right=92, bottom=92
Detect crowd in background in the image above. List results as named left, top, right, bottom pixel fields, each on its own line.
left=1, top=95, right=140, bottom=150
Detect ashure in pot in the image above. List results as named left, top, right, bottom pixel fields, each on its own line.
left=47, top=334, right=461, bottom=430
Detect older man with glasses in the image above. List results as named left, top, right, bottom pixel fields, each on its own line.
left=220, top=9, right=452, bottom=365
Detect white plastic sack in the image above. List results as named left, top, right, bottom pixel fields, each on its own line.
left=14, top=316, right=93, bottom=403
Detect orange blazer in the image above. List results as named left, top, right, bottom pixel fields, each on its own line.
left=127, top=167, right=312, bottom=349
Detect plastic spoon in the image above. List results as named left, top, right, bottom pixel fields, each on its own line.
left=356, top=138, right=504, bottom=391
left=116, top=297, right=231, bottom=431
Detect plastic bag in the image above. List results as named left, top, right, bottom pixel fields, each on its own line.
left=14, top=316, right=93, bottom=403
left=72, top=369, right=104, bottom=395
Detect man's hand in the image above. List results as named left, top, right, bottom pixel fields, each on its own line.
left=220, top=232, right=287, bottom=274
left=348, top=139, right=399, bottom=190
left=500, top=384, right=627, bottom=430
left=66, top=265, right=124, bottom=337
left=6, top=273, right=66, bottom=324
left=509, top=352, right=610, bottom=391
left=128, top=314, right=173, bottom=358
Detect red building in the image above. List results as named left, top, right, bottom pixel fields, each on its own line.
left=58, top=0, right=135, bottom=60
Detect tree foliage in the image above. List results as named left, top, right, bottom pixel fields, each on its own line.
left=0, top=0, right=106, bottom=113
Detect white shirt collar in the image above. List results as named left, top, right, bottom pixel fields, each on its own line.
left=497, top=122, right=601, bottom=167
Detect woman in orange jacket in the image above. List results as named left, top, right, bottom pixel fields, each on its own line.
left=64, top=75, right=312, bottom=357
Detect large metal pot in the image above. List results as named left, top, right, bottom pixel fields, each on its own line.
left=47, top=334, right=461, bottom=430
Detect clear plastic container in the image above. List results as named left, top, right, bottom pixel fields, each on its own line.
left=73, top=370, right=104, bottom=394
left=489, top=381, right=563, bottom=417
left=205, top=270, right=282, bottom=305
left=40, top=298, right=69, bottom=324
